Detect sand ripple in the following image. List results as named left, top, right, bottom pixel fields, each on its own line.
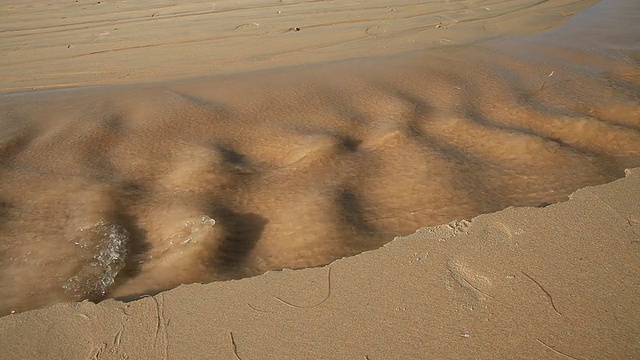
left=0, top=26, right=639, bottom=314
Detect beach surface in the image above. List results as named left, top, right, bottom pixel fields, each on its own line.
left=2, top=168, right=639, bottom=359
left=0, top=0, right=639, bottom=358
left=1, top=0, right=598, bottom=93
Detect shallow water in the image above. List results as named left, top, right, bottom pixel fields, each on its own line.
left=0, top=1, right=639, bottom=316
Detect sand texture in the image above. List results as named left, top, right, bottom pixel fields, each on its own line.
left=0, top=0, right=599, bottom=93
left=1, top=168, right=638, bottom=359
left=0, top=0, right=639, bottom=358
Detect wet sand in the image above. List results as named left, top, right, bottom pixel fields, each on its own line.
left=0, top=0, right=639, bottom=358
left=2, top=167, right=638, bottom=359
left=0, top=0, right=598, bottom=93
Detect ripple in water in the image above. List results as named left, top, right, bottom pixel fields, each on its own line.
left=63, top=220, right=129, bottom=301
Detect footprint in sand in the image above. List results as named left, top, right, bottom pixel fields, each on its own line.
left=234, top=23, right=260, bottom=31
left=483, top=22, right=502, bottom=32
left=366, top=25, right=386, bottom=38
left=478, top=220, right=516, bottom=244
left=446, top=259, right=494, bottom=302
left=435, top=16, right=458, bottom=29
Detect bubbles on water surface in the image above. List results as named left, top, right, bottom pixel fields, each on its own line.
left=168, top=216, right=217, bottom=246
left=63, top=220, right=129, bottom=300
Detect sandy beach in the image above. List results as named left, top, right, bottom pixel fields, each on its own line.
left=0, top=0, right=639, bottom=358
left=0, top=0, right=599, bottom=93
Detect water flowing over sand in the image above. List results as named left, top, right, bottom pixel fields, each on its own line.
left=0, top=0, right=639, bottom=317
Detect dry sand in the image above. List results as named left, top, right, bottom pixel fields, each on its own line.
left=0, top=0, right=639, bottom=358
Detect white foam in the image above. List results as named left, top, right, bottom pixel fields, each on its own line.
left=64, top=220, right=129, bottom=299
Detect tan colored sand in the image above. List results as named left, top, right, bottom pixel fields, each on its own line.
left=0, top=0, right=639, bottom=358
left=1, top=5, right=639, bottom=314
left=1, top=169, right=638, bottom=359
left=0, top=0, right=598, bottom=93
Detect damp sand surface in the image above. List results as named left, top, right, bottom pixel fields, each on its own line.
left=0, top=0, right=599, bottom=92
left=0, top=0, right=639, bottom=318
